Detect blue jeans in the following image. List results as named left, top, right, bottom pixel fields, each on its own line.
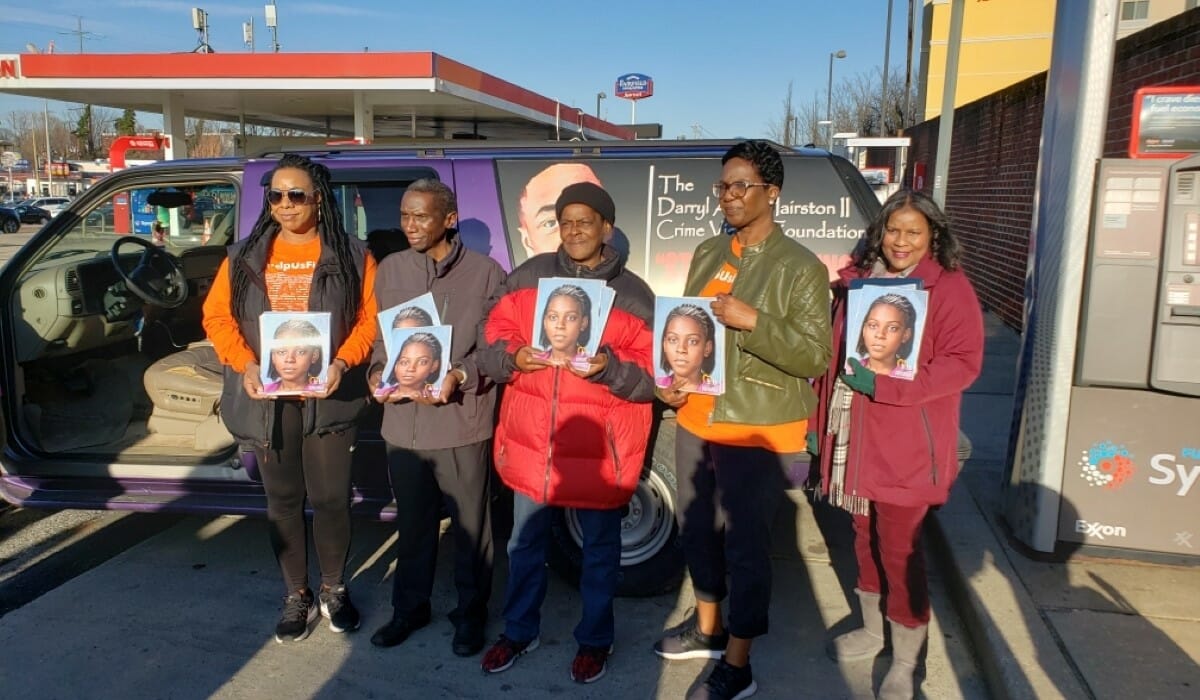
left=502, top=491, right=622, bottom=648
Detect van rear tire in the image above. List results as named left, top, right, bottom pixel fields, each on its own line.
left=548, top=415, right=685, bottom=597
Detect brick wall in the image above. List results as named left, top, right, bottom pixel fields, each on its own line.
left=903, top=8, right=1200, bottom=331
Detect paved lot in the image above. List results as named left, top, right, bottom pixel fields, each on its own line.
left=0, top=492, right=986, bottom=699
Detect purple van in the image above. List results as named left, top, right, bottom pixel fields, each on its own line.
left=0, top=141, right=879, bottom=594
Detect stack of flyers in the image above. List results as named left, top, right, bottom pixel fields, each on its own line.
left=531, top=277, right=614, bottom=371
left=845, top=282, right=929, bottom=381
left=377, top=292, right=442, bottom=358
left=376, top=324, right=454, bottom=400
left=259, top=311, right=332, bottom=396
left=652, top=296, right=727, bottom=395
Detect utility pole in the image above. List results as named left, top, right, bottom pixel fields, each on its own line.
left=60, top=16, right=101, bottom=53
left=266, top=1, right=281, bottom=53
left=881, top=0, right=894, bottom=136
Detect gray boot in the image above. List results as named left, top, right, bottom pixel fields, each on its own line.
left=877, top=620, right=927, bottom=700
left=827, top=588, right=886, bottom=661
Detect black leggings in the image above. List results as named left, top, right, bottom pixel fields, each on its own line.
left=256, top=400, right=357, bottom=593
left=674, top=426, right=791, bottom=639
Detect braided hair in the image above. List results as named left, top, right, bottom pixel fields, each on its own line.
left=231, top=153, right=362, bottom=323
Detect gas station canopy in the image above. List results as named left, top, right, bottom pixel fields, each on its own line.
left=0, top=51, right=633, bottom=156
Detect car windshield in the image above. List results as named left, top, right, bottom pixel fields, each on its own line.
left=22, top=182, right=237, bottom=273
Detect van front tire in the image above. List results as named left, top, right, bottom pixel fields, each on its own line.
left=548, top=416, right=685, bottom=597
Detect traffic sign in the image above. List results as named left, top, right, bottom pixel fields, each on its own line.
left=0, top=152, right=16, bottom=168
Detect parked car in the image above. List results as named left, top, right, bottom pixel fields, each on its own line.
left=0, top=142, right=879, bottom=595
left=21, top=196, right=71, bottom=217
left=0, top=207, right=20, bottom=233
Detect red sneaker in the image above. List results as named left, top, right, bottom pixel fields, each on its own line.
left=480, top=635, right=539, bottom=674
left=570, top=644, right=613, bottom=684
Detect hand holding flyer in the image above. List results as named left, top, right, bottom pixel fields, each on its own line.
left=376, top=292, right=442, bottom=359
left=259, top=312, right=333, bottom=396
left=531, top=277, right=611, bottom=371
left=652, top=296, right=726, bottom=395
left=375, top=325, right=453, bottom=401
left=845, top=285, right=929, bottom=381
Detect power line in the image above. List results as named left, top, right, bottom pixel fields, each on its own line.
left=59, top=16, right=103, bottom=53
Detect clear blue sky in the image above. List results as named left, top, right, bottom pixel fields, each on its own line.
left=0, top=0, right=921, bottom=140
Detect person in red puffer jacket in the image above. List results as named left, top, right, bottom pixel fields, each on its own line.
left=814, top=189, right=983, bottom=700
left=476, top=181, right=655, bottom=685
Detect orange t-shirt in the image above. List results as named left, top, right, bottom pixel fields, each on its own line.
left=676, top=237, right=807, bottom=452
left=202, top=236, right=378, bottom=373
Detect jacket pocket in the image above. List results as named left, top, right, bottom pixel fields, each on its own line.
left=606, top=422, right=623, bottom=487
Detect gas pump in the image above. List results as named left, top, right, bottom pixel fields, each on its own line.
left=1032, top=154, right=1200, bottom=556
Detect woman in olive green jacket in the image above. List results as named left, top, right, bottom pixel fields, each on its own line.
left=652, top=140, right=832, bottom=700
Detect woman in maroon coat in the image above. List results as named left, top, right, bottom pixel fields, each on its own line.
left=814, top=190, right=983, bottom=700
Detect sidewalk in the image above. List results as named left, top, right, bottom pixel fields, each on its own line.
left=928, top=312, right=1200, bottom=700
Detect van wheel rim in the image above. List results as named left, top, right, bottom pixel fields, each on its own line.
left=564, top=467, right=675, bottom=567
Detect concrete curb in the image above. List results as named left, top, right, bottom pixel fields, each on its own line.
left=927, top=484, right=1090, bottom=700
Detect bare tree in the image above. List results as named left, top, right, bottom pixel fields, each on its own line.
left=766, top=81, right=800, bottom=146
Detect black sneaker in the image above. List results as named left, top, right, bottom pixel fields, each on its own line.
left=452, top=619, right=487, bottom=657
left=687, top=659, right=757, bottom=700
left=274, top=589, right=318, bottom=643
left=654, top=624, right=729, bottom=660
left=318, top=583, right=361, bottom=633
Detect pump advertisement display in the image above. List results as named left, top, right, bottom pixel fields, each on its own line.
left=1129, top=86, right=1200, bottom=159
left=1061, top=386, right=1200, bottom=555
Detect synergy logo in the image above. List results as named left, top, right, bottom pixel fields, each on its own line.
left=1078, top=441, right=1136, bottom=490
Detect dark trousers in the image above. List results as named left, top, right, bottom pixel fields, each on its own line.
left=502, top=491, right=622, bottom=648
left=386, top=440, right=494, bottom=624
left=256, top=399, right=357, bottom=593
left=675, top=426, right=790, bottom=639
left=853, top=502, right=930, bottom=627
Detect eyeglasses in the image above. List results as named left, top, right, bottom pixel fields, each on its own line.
left=711, top=181, right=771, bottom=199
left=267, top=188, right=316, bottom=206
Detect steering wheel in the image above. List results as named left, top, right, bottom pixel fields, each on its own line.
left=110, top=235, right=189, bottom=308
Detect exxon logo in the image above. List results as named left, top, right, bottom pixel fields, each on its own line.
left=1075, top=519, right=1127, bottom=540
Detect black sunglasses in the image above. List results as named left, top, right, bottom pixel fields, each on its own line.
left=267, top=188, right=316, bottom=206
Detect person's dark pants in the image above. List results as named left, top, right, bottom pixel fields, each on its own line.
left=674, top=426, right=791, bottom=639
left=256, top=399, right=357, bottom=593
left=386, top=440, right=494, bottom=625
left=853, top=502, right=930, bottom=627
left=502, top=491, right=622, bottom=648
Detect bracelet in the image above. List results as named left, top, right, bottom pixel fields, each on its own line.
left=452, top=366, right=468, bottom=383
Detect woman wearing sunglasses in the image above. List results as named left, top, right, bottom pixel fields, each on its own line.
left=202, top=153, right=379, bottom=644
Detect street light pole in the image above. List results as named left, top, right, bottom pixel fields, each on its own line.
left=881, top=0, right=894, bottom=136
left=596, top=91, right=606, bottom=118
left=827, top=49, right=847, bottom=150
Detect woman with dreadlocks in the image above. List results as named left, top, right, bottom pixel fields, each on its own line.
left=202, top=153, right=378, bottom=644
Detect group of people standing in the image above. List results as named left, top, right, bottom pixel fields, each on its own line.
left=201, top=140, right=983, bottom=700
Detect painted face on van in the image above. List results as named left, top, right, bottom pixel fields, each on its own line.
left=517, top=163, right=603, bottom=258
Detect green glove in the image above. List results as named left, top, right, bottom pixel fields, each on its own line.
left=840, top=358, right=877, bottom=397
left=805, top=431, right=819, bottom=457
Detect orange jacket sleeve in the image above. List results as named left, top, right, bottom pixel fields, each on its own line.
left=201, top=258, right=257, bottom=374
left=333, top=252, right=379, bottom=368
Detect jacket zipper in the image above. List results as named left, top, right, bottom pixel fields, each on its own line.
left=743, top=375, right=784, bottom=391
left=544, top=367, right=561, bottom=503
left=920, top=407, right=939, bottom=485
left=606, top=422, right=623, bottom=486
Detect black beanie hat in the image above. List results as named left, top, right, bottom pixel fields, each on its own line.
left=555, top=181, right=616, bottom=225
